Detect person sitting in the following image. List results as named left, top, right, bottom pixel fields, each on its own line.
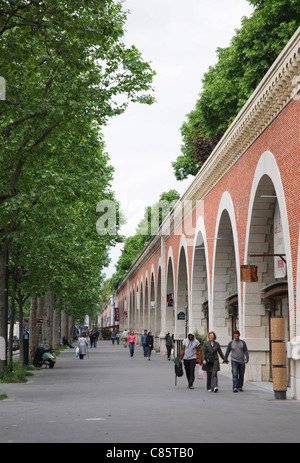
left=62, top=336, right=74, bottom=348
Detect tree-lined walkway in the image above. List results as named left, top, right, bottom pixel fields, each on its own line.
left=0, top=341, right=299, bottom=443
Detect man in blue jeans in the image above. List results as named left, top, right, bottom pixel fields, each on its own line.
left=224, top=330, right=249, bottom=392
left=140, top=329, right=148, bottom=357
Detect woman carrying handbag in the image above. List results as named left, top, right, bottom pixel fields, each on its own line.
left=202, top=331, right=225, bottom=392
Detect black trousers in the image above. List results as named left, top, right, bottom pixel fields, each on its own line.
left=184, top=359, right=196, bottom=387
left=166, top=345, right=172, bottom=358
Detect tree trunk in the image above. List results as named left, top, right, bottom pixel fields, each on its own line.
left=43, top=291, right=53, bottom=348
left=61, top=307, right=69, bottom=340
left=29, top=296, right=37, bottom=363
left=36, top=296, right=44, bottom=346
left=68, top=315, right=75, bottom=342
left=0, top=244, right=9, bottom=371
left=52, top=306, right=60, bottom=349
left=8, top=293, right=16, bottom=371
left=18, top=298, right=24, bottom=368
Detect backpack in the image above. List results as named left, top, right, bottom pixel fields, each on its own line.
left=175, top=361, right=183, bottom=377
left=173, top=356, right=184, bottom=385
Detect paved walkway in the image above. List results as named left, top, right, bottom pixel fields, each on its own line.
left=0, top=341, right=299, bottom=444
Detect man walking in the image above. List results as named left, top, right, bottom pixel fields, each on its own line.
left=121, top=329, right=128, bottom=347
left=141, top=329, right=148, bottom=357
left=180, top=331, right=200, bottom=389
left=165, top=332, right=174, bottom=360
left=224, top=330, right=249, bottom=392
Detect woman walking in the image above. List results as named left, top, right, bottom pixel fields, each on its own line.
left=128, top=331, right=137, bottom=357
left=202, top=331, right=225, bottom=392
left=77, top=332, right=88, bottom=359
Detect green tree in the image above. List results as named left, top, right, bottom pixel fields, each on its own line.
left=0, top=0, right=155, bottom=369
left=173, top=0, right=300, bottom=180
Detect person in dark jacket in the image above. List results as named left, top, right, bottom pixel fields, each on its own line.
left=202, top=331, right=225, bottom=392
left=62, top=336, right=74, bottom=348
left=141, top=329, right=148, bottom=357
left=165, top=332, right=174, bottom=360
left=146, top=332, right=154, bottom=361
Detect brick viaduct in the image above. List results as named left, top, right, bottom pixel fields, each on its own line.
left=115, top=28, right=300, bottom=398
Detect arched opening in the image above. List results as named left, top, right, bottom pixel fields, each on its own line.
left=150, top=273, right=155, bottom=333
left=132, top=288, right=136, bottom=332
left=144, top=277, right=149, bottom=330
left=177, top=246, right=189, bottom=338
left=135, top=283, right=140, bottom=333
left=123, top=296, right=128, bottom=330
left=166, top=256, right=175, bottom=336
left=246, top=174, right=290, bottom=383
left=213, top=209, right=238, bottom=342
left=129, top=291, right=133, bottom=330
left=192, top=231, right=208, bottom=334
left=156, top=267, right=162, bottom=344
left=140, top=282, right=144, bottom=333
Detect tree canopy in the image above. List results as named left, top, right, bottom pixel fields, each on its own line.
left=172, top=0, right=300, bottom=180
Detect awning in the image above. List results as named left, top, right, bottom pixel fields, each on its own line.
left=261, top=281, right=288, bottom=298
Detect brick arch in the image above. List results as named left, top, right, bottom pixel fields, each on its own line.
left=156, top=263, right=162, bottom=340
left=150, top=266, right=156, bottom=333
left=166, top=246, right=175, bottom=335
left=191, top=216, right=210, bottom=334
left=139, top=277, right=144, bottom=333
left=242, top=151, right=294, bottom=382
left=129, top=290, right=133, bottom=330
left=135, top=279, right=140, bottom=332
left=212, top=191, right=240, bottom=343
left=144, top=271, right=149, bottom=330
left=132, top=285, right=136, bottom=331
left=176, top=235, right=190, bottom=337
left=244, top=151, right=294, bottom=333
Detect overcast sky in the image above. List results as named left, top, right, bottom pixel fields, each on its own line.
left=101, top=0, right=254, bottom=279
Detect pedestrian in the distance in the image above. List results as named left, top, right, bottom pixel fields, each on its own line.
left=77, top=332, right=88, bottom=359
left=224, top=330, right=249, bottom=392
left=111, top=331, right=116, bottom=345
left=180, top=331, right=200, bottom=389
left=121, top=329, right=129, bottom=348
left=89, top=330, right=94, bottom=348
left=202, top=331, right=225, bottom=392
left=146, top=331, right=154, bottom=361
left=165, top=332, right=174, bottom=360
left=128, top=330, right=137, bottom=357
left=140, top=329, right=148, bottom=357
left=116, top=331, right=120, bottom=345
left=91, top=330, right=99, bottom=348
